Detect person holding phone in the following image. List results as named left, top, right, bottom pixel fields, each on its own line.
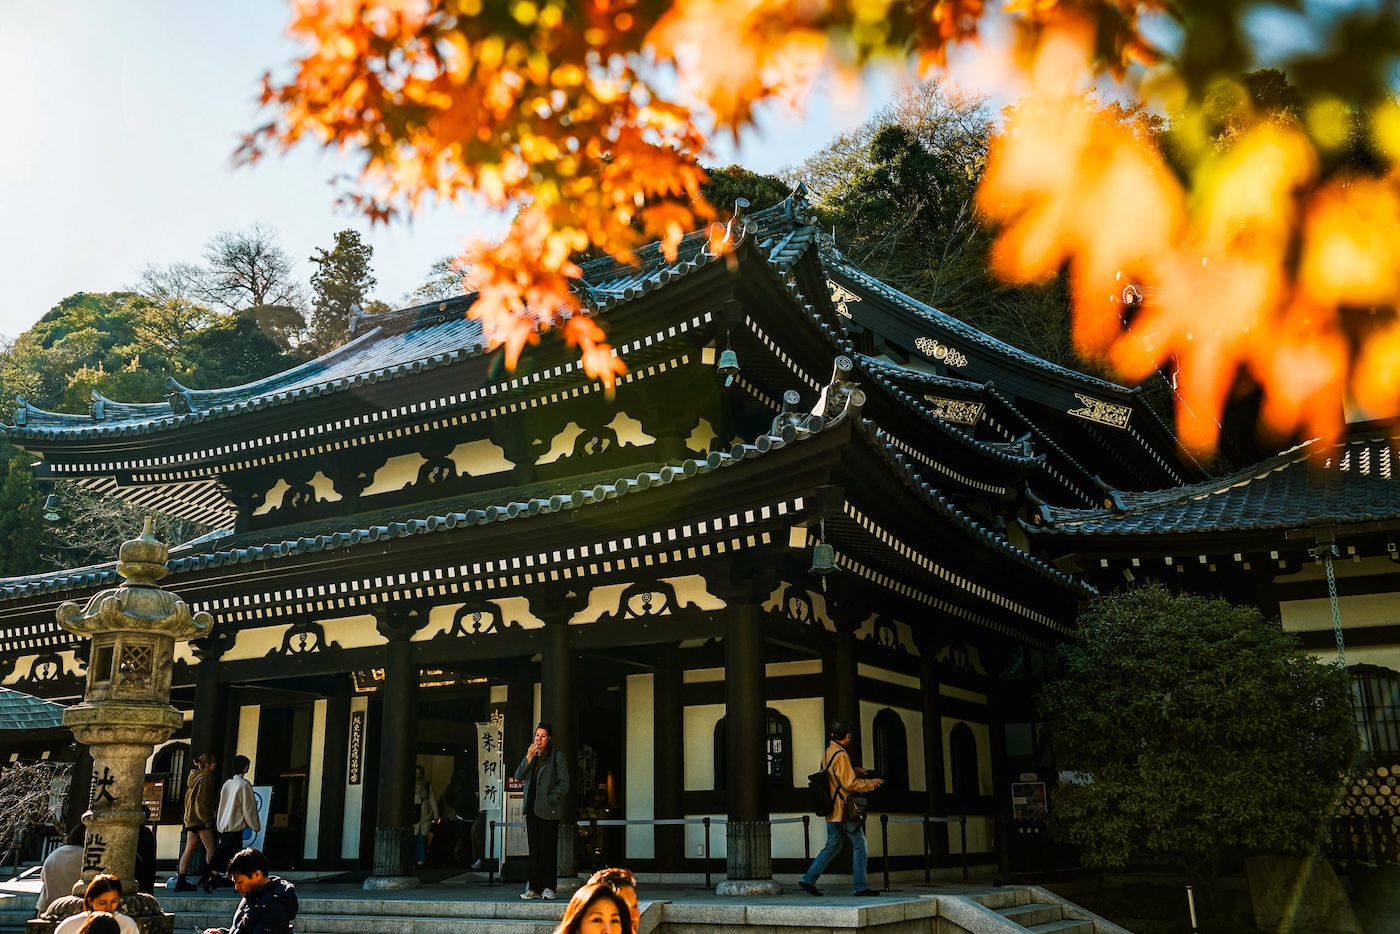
left=514, top=722, right=570, bottom=900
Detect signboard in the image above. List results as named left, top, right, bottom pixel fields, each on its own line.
left=477, top=713, right=505, bottom=856
left=504, top=777, right=526, bottom=857
left=348, top=710, right=366, bottom=785
left=1011, top=782, right=1047, bottom=821
left=246, top=785, right=273, bottom=852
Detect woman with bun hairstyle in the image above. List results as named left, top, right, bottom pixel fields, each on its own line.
left=550, top=881, right=633, bottom=934
left=52, top=875, right=139, bottom=934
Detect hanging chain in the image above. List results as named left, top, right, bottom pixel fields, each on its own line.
left=1324, top=551, right=1346, bottom=669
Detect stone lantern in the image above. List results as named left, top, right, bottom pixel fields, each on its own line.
left=33, top=520, right=212, bottom=934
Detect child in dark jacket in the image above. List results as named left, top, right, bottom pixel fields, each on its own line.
left=203, top=848, right=298, bottom=934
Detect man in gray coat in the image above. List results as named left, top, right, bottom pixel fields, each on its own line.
left=514, top=722, right=570, bottom=899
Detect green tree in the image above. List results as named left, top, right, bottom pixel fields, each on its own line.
left=790, top=81, right=1095, bottom=370
left=182, top=310, right=304, bottom=389
left=1039, top=584, right=1359, bottom=912
left=699, top=165, right=790, bottom=217
left=0, top=449, right=46, bottom=577
left=307, top=229, right=377, bottom=356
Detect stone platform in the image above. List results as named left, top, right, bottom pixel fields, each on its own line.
left=0, top=874, right=1132, bottom=934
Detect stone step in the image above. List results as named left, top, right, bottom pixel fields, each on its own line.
left=1025, top=919, right=1095, bottom=934
left=996, top=902, right=1065, bottom=927
left=159, top=895, right=562, bottom=921
left=292, top=915, right=554, bottom=934
left=969, top=889, right=1033, bottom=911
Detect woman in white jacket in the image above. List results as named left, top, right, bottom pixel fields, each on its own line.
left=208, top=755, right=261, bottom=892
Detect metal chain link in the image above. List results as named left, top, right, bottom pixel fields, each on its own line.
left=1325, top=552, right=1346, bottom=668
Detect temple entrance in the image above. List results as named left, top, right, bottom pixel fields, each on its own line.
left=416, top=689, right=490, bottom=868
left=575, top=682, right=626, bottom=872
left=254, top=703, right=314, bottom=868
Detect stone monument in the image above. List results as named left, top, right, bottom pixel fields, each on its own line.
left=31, top=520, right=212, bottom=934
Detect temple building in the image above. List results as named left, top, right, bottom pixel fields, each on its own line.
left=0, top=189, right=1206, bottom=882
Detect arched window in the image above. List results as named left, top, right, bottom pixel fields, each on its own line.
left=873, top=708, right=909, bottom=792
left=151, top=742, right=190, bottom=807
left=1351, top=665, right=1400, bottom=763
left=714, top=709, right=794, bottom=789
left=949, top=722, right=979, bottom=805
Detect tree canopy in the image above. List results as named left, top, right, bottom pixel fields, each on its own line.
left=1039, top=584, right=1358, bottom=908
left=307, top=229, right=378, bottom=356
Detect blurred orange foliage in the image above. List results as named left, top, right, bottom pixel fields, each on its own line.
left=247, top=0, right=1400, bottom=448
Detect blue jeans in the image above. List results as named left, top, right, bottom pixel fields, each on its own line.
left=800, top=820, right=868, bottom=894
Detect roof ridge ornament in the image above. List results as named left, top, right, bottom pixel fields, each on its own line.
left=164, top=377, right=196, bottom=416
left=810, top=356, right=863, bottom=426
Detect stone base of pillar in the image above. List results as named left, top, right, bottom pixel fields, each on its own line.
left=557, top=822, right=577, bottom=882
left=367, top=825, right=419, bottom=889
left=362, top=875, right=422, bottom=891
left=724, top=820, right=774, bottom=881
left=554, top=876, right=583, bottom=895
left=716, top=878, right=784, bottom=896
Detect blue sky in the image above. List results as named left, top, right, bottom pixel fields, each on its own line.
left=0, top=2, right=898, bottom=341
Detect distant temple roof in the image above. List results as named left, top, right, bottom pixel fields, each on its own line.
left=1026, top=431, right=1400, bottom=536
left=0, top=686, right=65, bottom=731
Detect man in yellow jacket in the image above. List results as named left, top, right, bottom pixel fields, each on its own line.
left=799, top=720, right=885, bottom=897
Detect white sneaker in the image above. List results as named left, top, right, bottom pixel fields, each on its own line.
left=542, top=888, right=556, bottom=900
left=470, top=860, right=482, bottom=870
left=520, top=890, right=541, bottom=900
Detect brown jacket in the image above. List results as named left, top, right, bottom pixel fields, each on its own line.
left=821, top=740, right=878, bottom=824
left=184, top=767, right=216, bottom=828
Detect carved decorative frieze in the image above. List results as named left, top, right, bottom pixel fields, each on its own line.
left=863, top=619, right=907, bottom=654
left=923, top=396, right=983, bottom=425
left=914, top=336, right=968, bottom=367
left=1067, top=393, right=1132, bottom=428
left=827, top=280, right=862, bottom=318
left=596, top=579, right=700, bottom=624
left=437, top=602, right=520, bottom=639
left=267, top=620, right=342, bottom=657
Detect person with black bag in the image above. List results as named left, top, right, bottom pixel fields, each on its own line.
left=799, top=719, right=884, bottom=897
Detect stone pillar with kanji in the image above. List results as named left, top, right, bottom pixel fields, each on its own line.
left=32, top=519, right=212, bottom=934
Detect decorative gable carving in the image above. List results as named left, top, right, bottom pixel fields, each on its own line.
left=595, top=579, right=700, bottom=624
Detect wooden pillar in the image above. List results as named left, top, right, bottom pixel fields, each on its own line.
left=532, top=588, right=586, bottom=888
left=919, top=645, right=950, bottom=865
left=190, top=632, right=232, bottom=763
left=653, top=643, right=685, bottom=871
left=365, top=605, right=424, bottom=889
left=825, top=580, right=865, bottom=762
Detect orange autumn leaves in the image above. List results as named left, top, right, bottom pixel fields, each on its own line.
left=246, top=0, right=1054, bottom=390
left=250, top=0, right=1400, bottom=450
left=978, top=18, right=1400, bottom=451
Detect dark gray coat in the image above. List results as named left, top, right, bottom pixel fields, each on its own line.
left=513, top=746, right=570, bottom=820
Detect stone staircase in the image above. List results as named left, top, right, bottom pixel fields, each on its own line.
left=967, top=889, right=1100, bottom=934
left=164, top=893, right=560, bottom=934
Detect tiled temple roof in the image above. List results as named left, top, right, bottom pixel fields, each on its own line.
left=0, top=686, right=65, bottom=731
left=0, top=392, right=853, bottom=601
left=1027, top=433, right=1400, bottom=535
left=854, top=420, right=1093, bottom=595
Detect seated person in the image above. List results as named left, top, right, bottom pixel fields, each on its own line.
left=201, top=848, right=298, bottom=934
left=53, top=875, right=139, bottom=934
left=37, top=826, right=84, bottom=914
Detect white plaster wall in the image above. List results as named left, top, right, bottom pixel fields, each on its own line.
left=303, top=699, right=327, bottom=860
left=770, top=697, right=824, bottom=789
left=223, top=626, right=289, bottom=662
left=341, top=695, right=369, bottom=859
left=942, top=718, right=994, bottom=796
left=237, top=706, right=260, bottom=780
left=943, top=815, right=995, bottom=854
left=449, top=439, right=513, bottom=476
left=857, top=663, right=919, bottom=690
left=683, top=704, right=725, bottom=791
left=859, top=700, right=926, bottom=793
left=318, top=615, right=385, bottom=649
left=771, top=811, right=813, bottom=859
left=362, top=452, right=427, bottom=496
left=625, top=674, right=655, bottom=859
left=1315, top=644, right=1400, bottom=672
left=1281, top=591, right=1400, bottom=632
left=682, top=813, right=726, bottom=860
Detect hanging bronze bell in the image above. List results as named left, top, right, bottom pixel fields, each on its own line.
left=717, top=348, right=740, bottom=386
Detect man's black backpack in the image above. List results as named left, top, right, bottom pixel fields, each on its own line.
left=806, top=747, right=847, bottom=816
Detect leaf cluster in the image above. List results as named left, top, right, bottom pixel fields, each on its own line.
left=1040, top=584, right=1359, bottom=893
